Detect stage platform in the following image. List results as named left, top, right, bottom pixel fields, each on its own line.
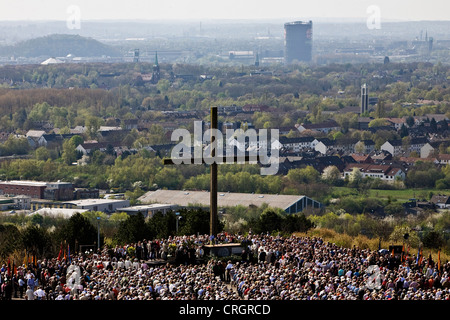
left=203, top=243, right=243, bottom=257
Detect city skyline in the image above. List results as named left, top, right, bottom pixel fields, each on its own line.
left=0, top=0, right=449, bottom=22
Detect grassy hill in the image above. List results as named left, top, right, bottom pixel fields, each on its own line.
left=0, top=34, right=122, bottom=58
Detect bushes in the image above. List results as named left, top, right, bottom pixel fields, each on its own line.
left=296, top=228, right=385, bottom=251
left=247, top=208, right=315, bottom=234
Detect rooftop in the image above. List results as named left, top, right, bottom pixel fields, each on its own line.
left=117, top=204, right=175, bottom=211
left=0, top=180, right=47, bottom=187
left=138, top=189, right=312, bottom=211
left=66, top=198, right=130, bottom=206
left=31, top=208, right=88, bottom=218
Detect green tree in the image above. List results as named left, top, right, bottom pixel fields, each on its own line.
left=384, top=202, right=404, bottom=216
left=287, top=166, right=320, bottom=184
left=399, top=124, right=409, bottom=138
left=177, top=208, right=223, bottom=236
left=0, top=224, right=21, bottom=261
left=422, top=230, right=445, bottom=250
left=368, top=118, right=389, bottom=128
left=35, top=146, right=50, bottom=161
left=21, top=225, right=52, bottom=258
left=322, top=165, right=341, bottom=184
left=154, top=167, right=184, bottom=189
left=375, top=100, right=386, bottom=118
left=85, top=116, right=103, bottom=139
left=250, top=209, right=284, bottom=234
left=56, top=212, right=98, bottom=252
left=348, top=167, right=363, bottom=186
left=281, top=213, right=315, bottom=233
left=69, top=135, right=84, bottom=148
left=62, top=139, right=77, bottom=165
left=389, top=225, right=420, bottom=248
left=115, top=212, right=151, bottom=244
left=148, top=211, right=176, bottom=239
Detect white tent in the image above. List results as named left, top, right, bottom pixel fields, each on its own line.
left=41, top=57, right=64, bottom=65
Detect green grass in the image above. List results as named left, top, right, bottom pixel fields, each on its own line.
left=332, top=187, right=450, bottom=202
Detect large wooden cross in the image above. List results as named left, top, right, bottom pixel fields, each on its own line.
left=163, top=106, right=266, bottom=238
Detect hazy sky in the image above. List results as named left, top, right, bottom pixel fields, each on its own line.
left=1, top=0, right=449, bottom=21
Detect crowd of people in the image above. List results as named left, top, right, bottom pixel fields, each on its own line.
left=1, top=233, right=449, bottom=300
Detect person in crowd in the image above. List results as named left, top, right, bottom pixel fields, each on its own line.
left=3, top=233, right=449, bottom=301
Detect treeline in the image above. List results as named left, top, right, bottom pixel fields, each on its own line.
left=0, top=61, right=449, bottom=134
left=3, top=149, right=450, bottom=204
left=1, top=203, right=447, bottom=264
left=0, top=205, right=316, bottom=263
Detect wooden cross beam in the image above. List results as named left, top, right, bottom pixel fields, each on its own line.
left=164, top=107, right=220, bottom=238
left=163, top=106, right=271, bottom=239
left=210, top=106, right=218, bottom=238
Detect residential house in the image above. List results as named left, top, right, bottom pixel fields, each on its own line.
left=71, top=126, right=87, bottom=135
left=369, top=150, right=393, bottom=163
left=315, top=138, right=335, bottom=155
left=26, top=130, right=46, bottom=149
left=386, top=117, right=407, bottom=130
left=343, top=163, right=406, bottom=182
left=381, top=140, right=404, bottom=157
left=430, top=195, right=450, bottom=209
left=76, top=141, right=124, bottom=155
left=355, top=139, right=376, bottom=154
left=436, top=154, right=450, bottom=166
left=278, top=155, right=346, bottom=175
left=316, top=155, right=349, bottom=172
left=145, top=143, right=178, bottom=157
left=409, top=137, right=428, bottom=154
left=297, top=120, right=340, bottom=134
left=334, top=138, right=359, bottom=154
left=357, top=117, right=373, bottom=130
left=41, top=133, right=75, bottom=149
left=242, top=104, right=270, bottom=112
left=351, top=154, right=374, bottom=164
left=123, top=119, right=138, bottom=130
left=277, top=136, right=318, bottom=152
left=420, top=142, right=436, bottom=158
left=414, top=114, right=449, bottom=125
left=399, top=156, right=437, bottom=166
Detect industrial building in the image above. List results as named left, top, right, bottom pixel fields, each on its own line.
left=31, top=198, right=130, bottom=214
left=361, top=83, right=369, bottom=114
left=30, top=208, right=89, bottom=219
left=0, top=180, right=100, bottom=202
left=116, top=204, right=177, bottom=218
left=0, top=180, right=74, bottom=201
left=284, top=21, right=313, bottom=64
left=64, top=198, right=130, bottom=213
left=138, top=189, right=323, bottom=214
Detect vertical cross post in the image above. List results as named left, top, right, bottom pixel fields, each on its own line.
left=210, top=106, right=218, bottom=239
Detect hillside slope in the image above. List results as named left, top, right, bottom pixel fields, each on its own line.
left=0, top=34, right=121, bottom=58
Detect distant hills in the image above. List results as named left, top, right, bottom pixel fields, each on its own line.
left=0, top=34, right=122, bottom=58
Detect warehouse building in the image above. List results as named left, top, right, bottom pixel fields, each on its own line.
left=116, top=204, right=177, bottom=218
left=138, top=190, right=323, bottom=214
left=31, top=198, right=130, bottom=214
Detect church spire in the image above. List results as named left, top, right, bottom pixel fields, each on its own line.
left=154, top=51, right=159, bottom=66
left=152, top=51, right=160, bottom=84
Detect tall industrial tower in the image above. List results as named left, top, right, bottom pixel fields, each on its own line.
left=133, top=49, right=140, bottom=63
left=361, top=83, right=369, bottom=114
left=284, top=21, right=312, bottom=64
